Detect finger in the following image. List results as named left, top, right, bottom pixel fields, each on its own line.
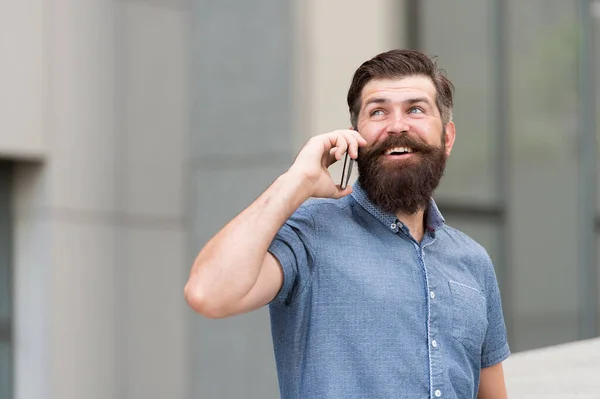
left=323, top=133, right=344, bottom=154
left=325, top=130, right=360, bottom=147
left=346, top=128, right=368, bottom=146
left=331, top=184, right=353, bottom=199
left=334, top=135, right=349, bottom=161
left=323, top=130, right=362, bottom=160
left=325, top=150, right=337, bottom=167
left=347, top=137, right=360, bottom=160
left=352, top=144, right=359, bottom=160
left=324, top=144, right=343, bottom=168
left=338, top=131, right=361, bottom=160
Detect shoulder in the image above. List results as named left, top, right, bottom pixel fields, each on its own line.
left=437, top=224, right=498, bottom=291
left=293, top=195, right=357, bottom=222
left=438, top=224, right=492, bottom=263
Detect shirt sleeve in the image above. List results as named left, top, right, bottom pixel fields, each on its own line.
left=481, top=256, right=511, bottom=368
left=267, top=204, right=316, bottom=305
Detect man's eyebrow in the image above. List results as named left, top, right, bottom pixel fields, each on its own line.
left=404, top=97, right=433, bottom=106
left=362, top=97, right=433, bottom=110
left=363, top=97, right=389, bottom=109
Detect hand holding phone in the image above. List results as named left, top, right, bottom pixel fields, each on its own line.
left=287, top=129, right=364, bottom=199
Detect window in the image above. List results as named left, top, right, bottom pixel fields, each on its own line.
left=414, top=0, right=599, bottom=351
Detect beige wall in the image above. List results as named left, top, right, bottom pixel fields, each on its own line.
left=293, top=0, right=403, bottom=181
left=9, top=1, right=190, bottom=398
left=0, top=0, right=46, bottom=160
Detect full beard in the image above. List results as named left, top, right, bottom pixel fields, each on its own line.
left=357, top=134, right=447, bottom=215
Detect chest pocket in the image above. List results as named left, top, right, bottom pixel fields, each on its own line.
left=449, top=280, right=488, bottom=353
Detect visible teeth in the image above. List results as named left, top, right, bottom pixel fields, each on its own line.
left=385, top=146, right=413, bottom=155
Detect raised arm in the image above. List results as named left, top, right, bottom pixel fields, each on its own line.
left=184, top=130, right=366, bottom=318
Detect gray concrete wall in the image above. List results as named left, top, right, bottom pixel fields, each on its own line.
left=189, top=1, right=294, bottom=397
left=114, top=2, right=190, bottom=398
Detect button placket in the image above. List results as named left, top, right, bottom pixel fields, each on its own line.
left=425, top=269, right=444, bottom=399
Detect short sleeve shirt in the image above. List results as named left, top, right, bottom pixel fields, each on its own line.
left=267, top=182, right=510, bottom=399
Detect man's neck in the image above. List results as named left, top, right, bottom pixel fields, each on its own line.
left=396, top=209, right=427, bottom=243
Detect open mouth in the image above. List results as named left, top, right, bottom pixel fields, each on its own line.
left=384, top=146, right=416, bottom=157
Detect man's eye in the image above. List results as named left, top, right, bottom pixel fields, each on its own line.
left=371, top=109, right=385, bottom=116
left=409, top=107, right=424, bottom=114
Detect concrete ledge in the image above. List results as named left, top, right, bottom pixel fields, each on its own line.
left=504, top=338, right=600, bottom=398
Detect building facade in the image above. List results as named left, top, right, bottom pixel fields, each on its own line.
left=0, top=0, right=598, bottom=398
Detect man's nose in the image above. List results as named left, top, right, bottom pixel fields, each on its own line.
left=387, top=113, right=410, bottom=134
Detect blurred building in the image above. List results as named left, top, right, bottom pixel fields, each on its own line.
left=0, top=0, right=598, bottom=398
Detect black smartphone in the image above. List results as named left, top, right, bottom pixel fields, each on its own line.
left=340, top=152, right=354, bottom=190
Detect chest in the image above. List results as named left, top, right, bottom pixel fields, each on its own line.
left=306, top=231, right=489, bottom=355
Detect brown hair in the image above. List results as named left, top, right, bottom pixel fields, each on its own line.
left=347, top=49, right=454, bottom=128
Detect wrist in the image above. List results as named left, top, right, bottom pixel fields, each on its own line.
left=277, top=169, right=314, bottom=204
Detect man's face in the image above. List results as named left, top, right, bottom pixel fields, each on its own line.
left=355, top=76, right=456, bottom=214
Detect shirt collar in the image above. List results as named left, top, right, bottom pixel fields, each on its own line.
left=351, top=181, right=445, bottom=232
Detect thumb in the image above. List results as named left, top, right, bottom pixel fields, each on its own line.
left=331, top=185, right=353, bottom=199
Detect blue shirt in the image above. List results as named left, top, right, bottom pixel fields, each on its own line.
left=267, top=182, right=510, bottom=399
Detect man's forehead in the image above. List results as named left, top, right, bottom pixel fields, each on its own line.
left=361, top=76, right=437, bottom=104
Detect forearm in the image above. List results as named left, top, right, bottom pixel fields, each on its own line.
left=185, top=129, right=364, bottom=317
left=184, top=171, right=311, bottom=315
left=477, top=363, right=508, bottom=399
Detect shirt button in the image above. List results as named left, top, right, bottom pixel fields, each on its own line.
left=432, top=340, right=438, bottom=348
left=430, top=291, right=436, bottom=299
left=435, top=389, right=442, bottom=397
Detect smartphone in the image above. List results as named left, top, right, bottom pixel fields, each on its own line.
left=340, top=152, right=354, bottom=190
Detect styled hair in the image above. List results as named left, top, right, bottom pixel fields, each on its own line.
left=347, top=49, right=454, bottom=128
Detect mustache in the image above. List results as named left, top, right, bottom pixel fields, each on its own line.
left=359, top=135, right=441, bottom=156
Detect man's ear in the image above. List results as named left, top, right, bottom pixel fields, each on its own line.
left=444, top=121, right=456, bottom=156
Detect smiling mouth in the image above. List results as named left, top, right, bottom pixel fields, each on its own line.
left=384, top=146, right=416, bottom=156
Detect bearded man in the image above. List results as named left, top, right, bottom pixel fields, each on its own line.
left=185, top=49, right=511, bottom=399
